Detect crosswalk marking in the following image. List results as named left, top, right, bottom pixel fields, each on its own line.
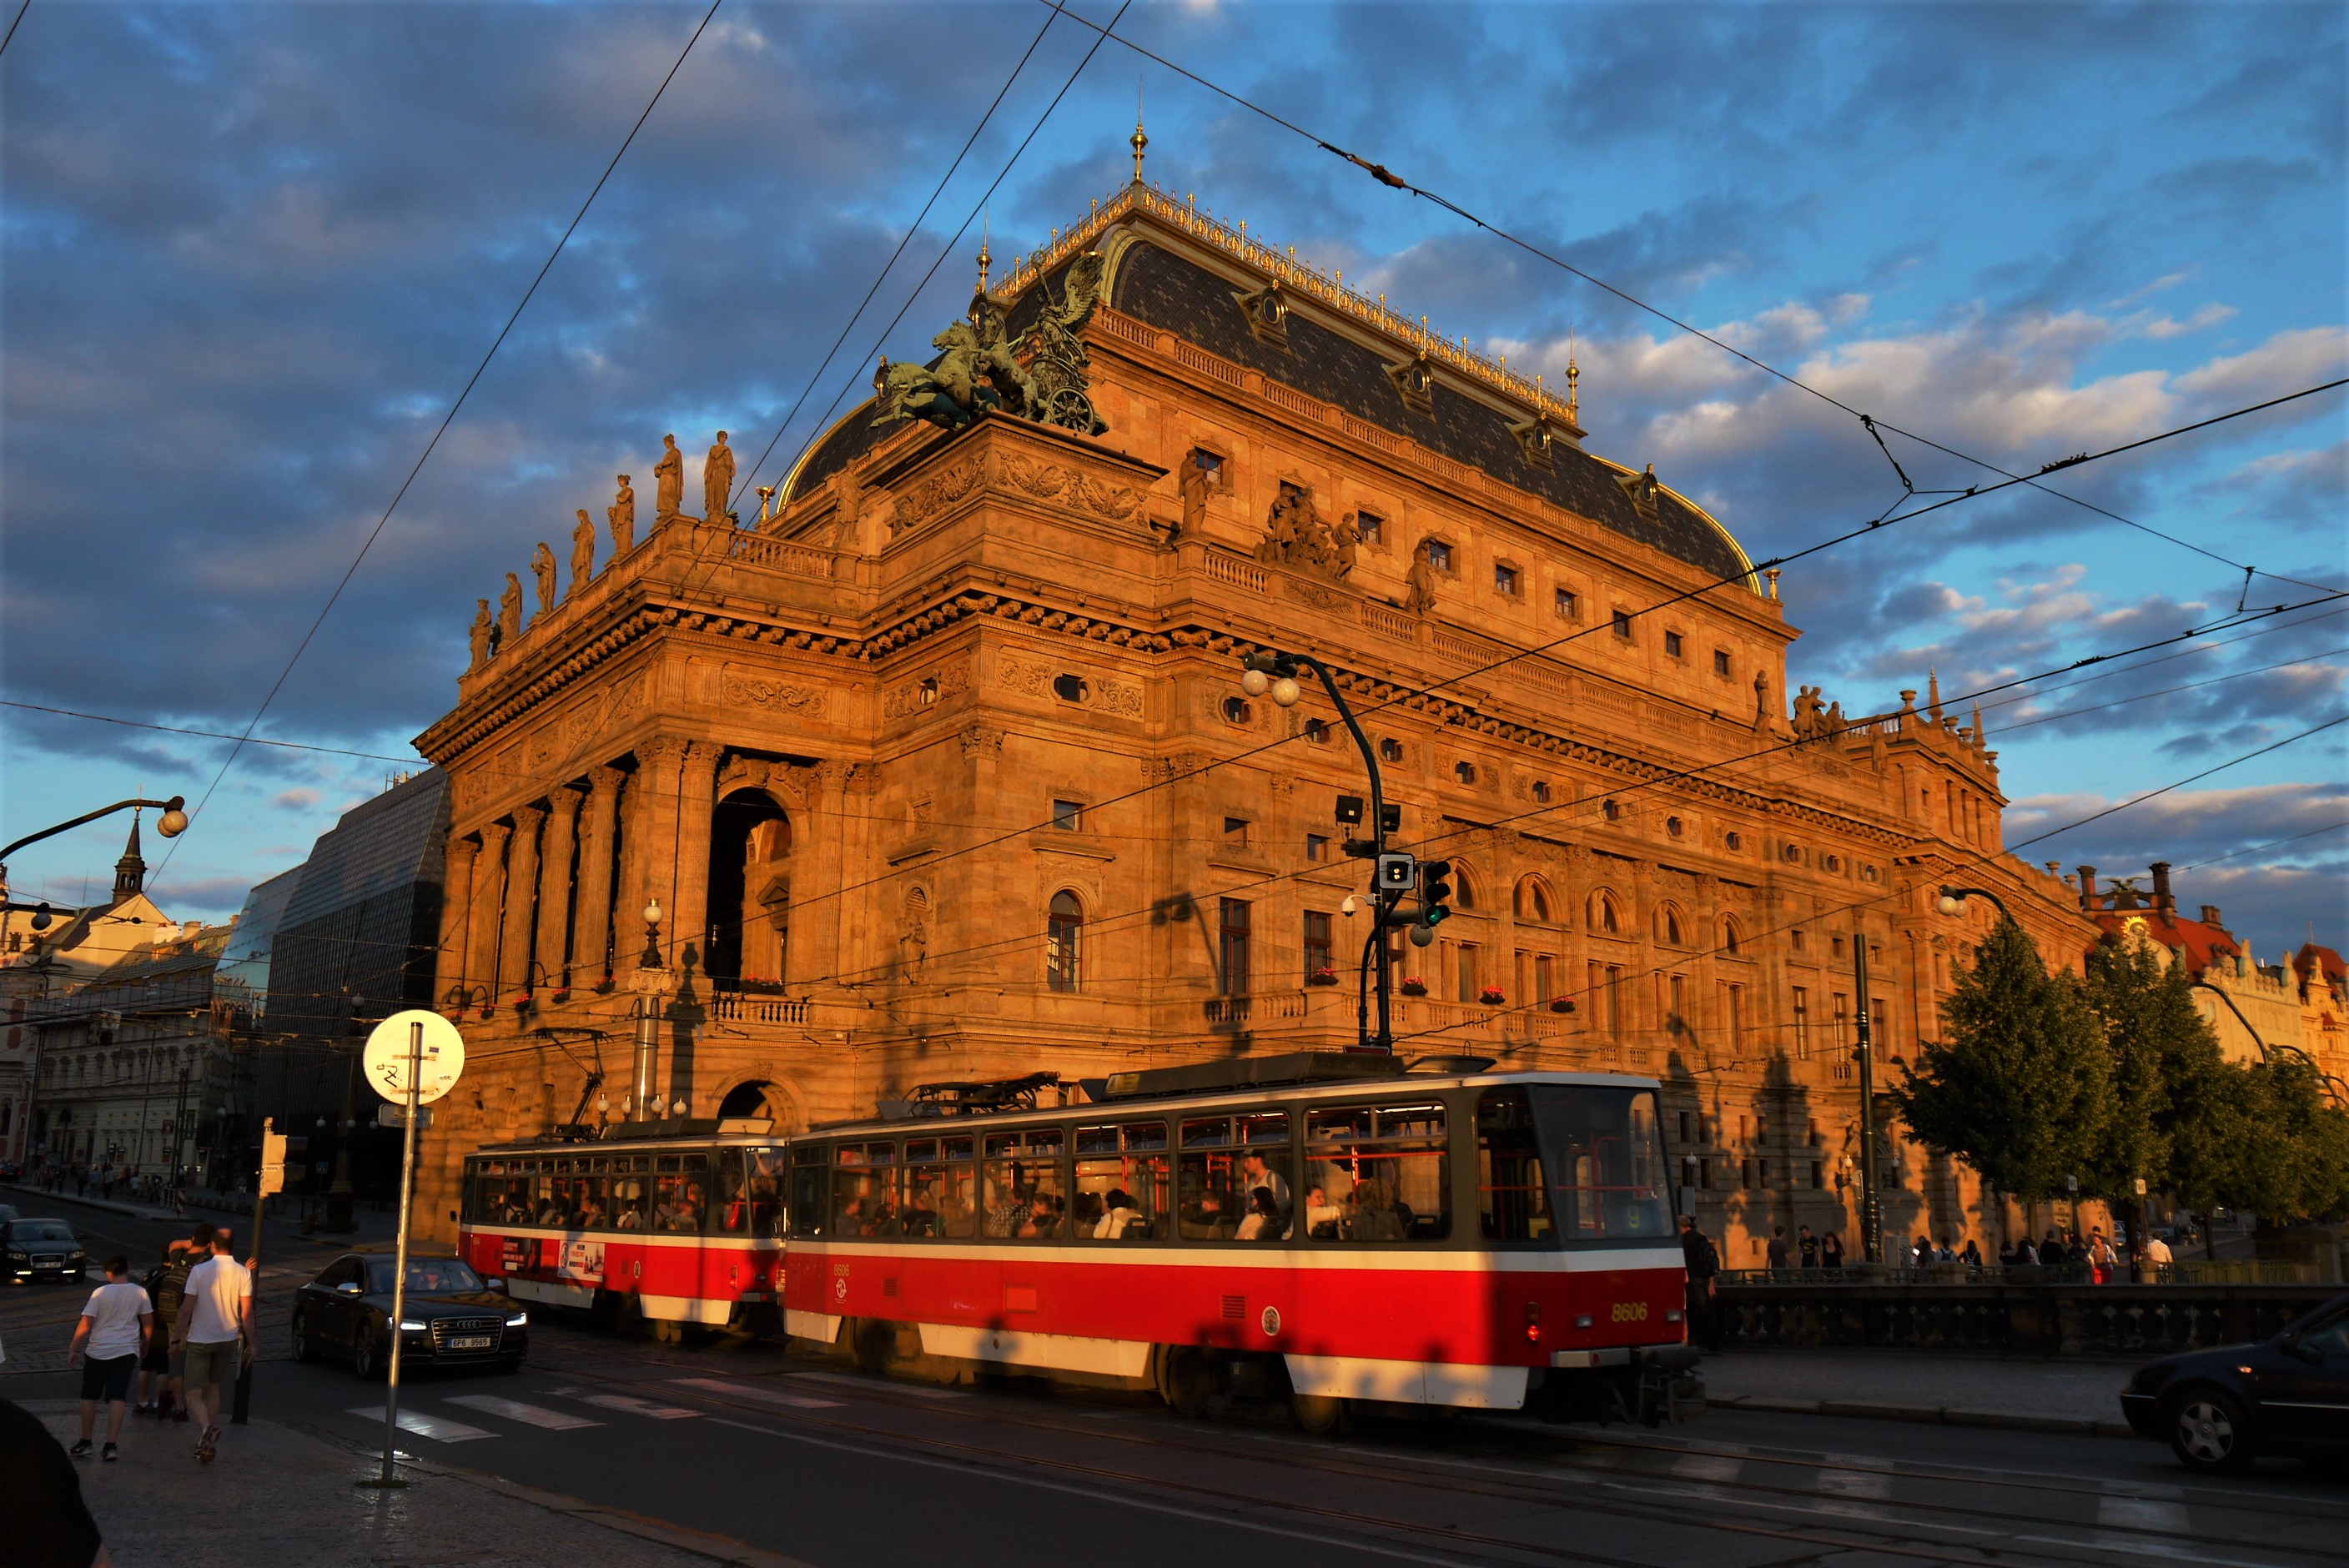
left=671, top=1375, right=842, bottom=1410
left=571, top=1391, right=701, bottom=1420
left=445, top=1393, right=601, bottom=1430
left=345, top=1405, right=495, bottom=1444
left=1817, top=1469, right=1892, bottom=1500
left=2098, top=1495, right=2192, bottom=1534
left=1671, top=1452, right=1743, bottom=1482
left=784, top=1369, right=963, bottom=1399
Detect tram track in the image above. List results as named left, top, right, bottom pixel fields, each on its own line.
left=526, top=1340, right=2346, bottom=1568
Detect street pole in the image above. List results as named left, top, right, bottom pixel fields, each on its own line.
left=376, top=1019, right=424, bottom=1487
left=230, top=1118, right=268, bottom=1425
left=1854, top=937, right=1883, bottom=1265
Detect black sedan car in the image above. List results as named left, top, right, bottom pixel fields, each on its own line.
left=289, top=1253, right=527, bottom=1379
left=2120, top=1292, right=2349, bottom=1472
left=2, top=1217, right=88, bottom=1284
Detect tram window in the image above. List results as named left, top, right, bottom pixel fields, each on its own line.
left=652, top=1153, right=711, bottom=1234
left=904, top=1151, right=976, bottom=1240
left=834, top=1143, right=901, bottom=1237
left=1180, top=1117, right=1230, bottom=1148
left=983, top=1128, right=1067, bottom=1240
left=575, top=1160, right=611, bottom=1229
left=744, top=1148, right=787, bottom=1237
left=1476, top=1088, right=1554, bottom=1244
left=1304, top=1103, right=1450, bottom=1242
left=1175, top=1114, right=1290, bottom=1242
left=789, top=1147, right=830, bottom=1239
left=715, top=1152, right=751, bottom=1234
left=1075, top=1121, right=1171, bottom=1242
left=1527, top=1086, right=1672, bottom=1245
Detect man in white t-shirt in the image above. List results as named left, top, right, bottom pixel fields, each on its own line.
left=68, top=1254, right=153, bottom=1461
left=174, top=1232, right=252, bottom=1463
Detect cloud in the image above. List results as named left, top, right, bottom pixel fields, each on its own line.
left=272, top=787, right=324, bottom=810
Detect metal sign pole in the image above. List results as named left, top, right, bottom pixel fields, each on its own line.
left=231, top=1118, right=269, bottom=1425
left=375, top=1020, right=424, bottom=1487
left=1854, top=939, right=1883, bottom=1265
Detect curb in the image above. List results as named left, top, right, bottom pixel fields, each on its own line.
left=1, top=1183, right=179, bottom=1223
left=1708, top=1392, right=2135, bottom=1440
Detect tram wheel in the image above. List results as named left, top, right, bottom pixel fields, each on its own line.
left=1290, top=1392, right=1347, bottom=1436
left=851, top=1318, right=895, bottom=1375
left=1159, top=1346, right=1213, bottom=1419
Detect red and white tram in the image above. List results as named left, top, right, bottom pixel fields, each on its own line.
left=779, top=1054, right=1701, bottom=1425
left=458, top=1124, right=787, bottom=1334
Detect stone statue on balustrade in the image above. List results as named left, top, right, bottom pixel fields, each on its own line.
left=469, top=599, right=493, bottom=670
left=571, top=510, right=596, bottom=596
left=608, top=475, right=636, bottom=555
left=1790, top=685, right=1847, bottom=743
left=1403, top=539, right=1438, bottom=615
left=655, top=435, right=685, bottom=521
left=703, top=431, right=736, bottom=525
left=1255, top=483, right=1351, bottom=580
left=498, top=572, right=524, bottom=645
left=531, top=541, right=557, bottom=618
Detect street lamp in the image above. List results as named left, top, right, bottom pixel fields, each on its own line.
left=1936, top=885, right=2014, bottom=922
left=630, top=901, right=667, bottom=1121
left=1, top=794, right=190, bottom=920
left=1238, top=650, right=1396, bottom=1051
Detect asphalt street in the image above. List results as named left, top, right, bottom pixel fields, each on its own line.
left=6, top=1189, right=2344, bottom=1568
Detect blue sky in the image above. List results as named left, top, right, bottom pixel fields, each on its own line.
left=3, top=2, right=2342, bottom=954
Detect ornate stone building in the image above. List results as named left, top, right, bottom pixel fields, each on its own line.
left=410, top=171, right=2095, bottom=1259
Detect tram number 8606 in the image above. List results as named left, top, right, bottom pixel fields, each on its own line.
left=1609, top=1301, right=1649, bottom=1324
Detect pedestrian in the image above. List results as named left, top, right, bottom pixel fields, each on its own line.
left=1959, top=1238, right=1982, bottom=1269
left=1678, top=1214, right=1723, bottom=1352
left=1911, top=1234, right=1931, bottom=1268
left=2014, top=1235, right=2039, bottom=1265
left=66, top=1255, right=152, bottom=1463
left=2087, top=1228, right=2119, bottom=1284
left=1796, top=1224, right=1818, bottom=1269
left=174, top=1229, right=252, bottom=1464
left=140, top=1226, right=206, bottom=1422
left=1765, top=1224, right=1790, bottom=1274
left=0, top=1395, right=108, bottom=1568
left=1820, top=1229, right=1843, bottom=1269
left=2142, top=1229, right=2173, bottom=1271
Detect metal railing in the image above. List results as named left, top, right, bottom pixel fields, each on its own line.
left=1720, top=1258, right=2320, bottom=1289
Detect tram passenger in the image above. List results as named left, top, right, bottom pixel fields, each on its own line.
left=940, top=1178, right=978, bottom=1239
left=1346, top=1178, right=1406, bottom=1241
left=1070, top=1191, right=1104, bottom=1236
left=869, top=1192, right=904, bottom=1238
left=1238, top=1151, right=1290, bottom=1217
left=576, top=1194, right=607, bottom=1229
left=1235, top=1188, right=1281, bottom=1241
left=1305, top=1185, right=1342, bottom=1239
left=615, top=1192, right=646, bottom=1229
left=1019, top=1193, right=1064, bottom=1239
left=1094, top=1190, right=1140, bottom=1240
left=983, top=1188, right=1029, bottom=1239
left=903, top=1181, right=941, bottom=1238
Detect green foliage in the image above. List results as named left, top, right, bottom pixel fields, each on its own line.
left=2224, top=1057, right=2349, bottom=1222
left=1894, top=918, right=2110, bottom=1202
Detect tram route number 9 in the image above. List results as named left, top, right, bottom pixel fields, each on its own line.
left=1609, top=1301, right=1649, bottom=1324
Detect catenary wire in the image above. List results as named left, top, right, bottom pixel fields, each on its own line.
left=0, top=0, right=29, bottom=58
left=1033, top=0, right=2346, bottom=597
left=147, top=0, right=727, bottom=894
left=2175, top=821, right=2349, bottom=873
left=1981, top=646, right=2346, bottom=736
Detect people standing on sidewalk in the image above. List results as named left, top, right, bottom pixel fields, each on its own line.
left=1765, top=1225, right=1790, bottom=1275
left=66, top=1256, right=152, bottom=1463
left=174, top=1229, right=252, bottom=1464
left=1819, top=1229, right=1843, bottom=1269
left=1796, top=1225, right=1818, bottom=1270
left=1678, top=1214, right=1723, bottom=1352
left=2087, top=1228, right=2119, bottom=1284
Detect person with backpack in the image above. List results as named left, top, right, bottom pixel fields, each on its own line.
left=1678, top=1213, right=1723, bottom=1352
left=138, top=1226, right=207, bottom=1421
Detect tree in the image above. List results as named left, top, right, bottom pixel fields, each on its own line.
left=1895, top=918, right=2110, bottom=1203
left=2224, top=1057, right=2349, bottom=1224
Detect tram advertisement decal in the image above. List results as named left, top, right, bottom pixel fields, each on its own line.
left=500, top=1236, right=536, bottom=1274
left=558, top=1239, right=606, bottom=1284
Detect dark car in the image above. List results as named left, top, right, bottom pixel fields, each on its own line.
left=289, top=1253, right=527, bottom=1380
left=2, top=1217, right=88, bottom=1284
left=2120, top=1292, right=2349, bottom=1472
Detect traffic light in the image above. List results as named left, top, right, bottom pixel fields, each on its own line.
left=1411, top=859, right=1455, bottom=947
left=1375, top=852, right=1416, bottom=892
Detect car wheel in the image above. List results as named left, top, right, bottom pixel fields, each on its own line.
left=2169, top=1388, right=2256, bottom=1474
left=352, top=1321, right=385, bottom=1382
left=290, top=1309, right=315, bottom=1364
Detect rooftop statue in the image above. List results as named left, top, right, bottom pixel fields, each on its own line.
left=609, top=475, right=636, bottom=555
left=874, top=253, right=1109, bottom=437
left=531, top=541, right=557, bottom=618
left=571, top=509, right=596, bottom=595
left=655, top=435, right=685, bottom=521
left=704, top=431, right=736, bottom=524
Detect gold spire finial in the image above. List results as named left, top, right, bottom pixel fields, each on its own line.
left=1130, top=83, right=1148, bottom=183
left=1566, top=334, right=1581, bottom=422
left=977, top=212, right=991, bottom=295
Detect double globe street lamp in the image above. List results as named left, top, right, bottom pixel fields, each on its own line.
left=0, top=794, right=191, bottom=929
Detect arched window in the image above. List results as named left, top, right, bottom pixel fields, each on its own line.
left=1451, top=866, right=1478, bottom=912
left=1660, top=906, right=1686, bottom=947
left=1720, top=915, right=1744, bottom=957
left=1513, top=877, right=1554, bottom=923
left=1046, top=892, right=1083, bottom=993
left=1589, top=891, right=1621, bottom=935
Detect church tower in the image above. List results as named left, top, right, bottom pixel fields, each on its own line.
left=111, top=812, right=145, bottom=904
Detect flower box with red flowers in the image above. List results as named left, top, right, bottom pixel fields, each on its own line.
left=549, top=988, right=571, bottom=1005
left=737, top=976, right=789, bottom=995
left=1547, top=996, right=1577, bottom=1013
left=1479, top=986, right=1506, bottom=1006
left=1399, top=977, right=1428, bottom=997
left=1306, top=967, right=1340, bottom=987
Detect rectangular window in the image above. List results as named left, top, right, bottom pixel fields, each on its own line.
left=1426, top=540, right=1453, bottom=571
left=903, top=1133, right=977, bottom=1239
left=1664, top=631, right=1683, bottom=658
left=1810, top=1160, right=1824, bottom=1190
left=1678, top=1111, right=1692, bottom=1145
left=1219, top=898, right=1251, bottom=996
left=1612, top=609, right=1633, bottom=640
left=1074, top=1121, right=1169, bottom=1242
left=1455, top=942, right=1480, bottom=1003
left=1223, top=816, right=1250, bottom=846
left=1354, top=509, right=1384, bottom=545
left=1530, top=1086, right=1672, bottom=1244
left=1534, top=952, right=1554, bottom=1003
left=1476, top=1088, right=1552, bottom=1243
left=1495, top=562, right=1520, bottom=596
left=1304, top=832, right=1329, bottom=862
left=1594, top=963, right=1623, bottom=1037
left=1051, top=799, right=1083, bottom=831
left=1554, top=587, right=1577, bottom=620
left=1303, top=911, right=1333, bottom=978
left=1713, top=649, right=1732, bottom=677
left=1304, top=1102, right=1449, bottom=1242
left=1190, top=448, right=1225, bottom=489
left=1667, top=974, right=1686, bottom=1030
left=1793, top=987, right=1810, bottom=1058
left=982, top=1128, right=1066, bottom=1240
left=1833, top=993, right=1850, bottom=1048
left=1725, top=983, right=1743, bottom=1045
left=1515, top=951, right=1532, bottom=1006
left=831, top=1142, right=897, bottom=1237
left=1175, top=1113, right=1292, bottom=1241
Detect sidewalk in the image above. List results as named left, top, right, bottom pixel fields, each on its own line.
left=1700, top=1347, right=2139, bottom=1438
left=16, top=1399, right=807, bottom=1568
left=1, top=1181, right=400, bottom=1245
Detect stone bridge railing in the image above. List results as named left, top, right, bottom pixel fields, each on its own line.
left=1713, top=1279, right=2341, bottom=1357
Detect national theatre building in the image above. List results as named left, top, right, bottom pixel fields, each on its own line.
left=410, top=158, right=2094, bottom=1263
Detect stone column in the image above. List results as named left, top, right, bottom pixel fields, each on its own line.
left=574, top=766, right=623, bottom=987
left=498, top=805, right=546, bottom=1000
left=672, top=742, right=723, bottom=977
left=435, top=834, right=480, bottom=1006
left=468, top=822, right=510, bottom=1010
left=536, top=787, right=581, bottom=991
left=631, top=737, right=690, bottom=967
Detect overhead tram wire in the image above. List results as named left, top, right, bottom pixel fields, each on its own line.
left=146, top=0, right=726, bottom=892
left=1390, top=712, right=2349, bottom=1056
left=1980, top=646, right=2347, bottom=736
left=1033, top=0, right=2346, bottom=597
left=2177, top=821, right=2349, bottom=873
left=656, top=379, right=2349, bottom=944
left=0, top=1, right=29, bottom=58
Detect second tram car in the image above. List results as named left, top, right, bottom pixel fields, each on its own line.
left=780, top=1055, right=1700, bottom=1424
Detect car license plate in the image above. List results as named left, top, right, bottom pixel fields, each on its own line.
left=447, top=1335, right=494, bottom=1350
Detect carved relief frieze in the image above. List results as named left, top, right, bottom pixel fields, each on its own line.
left=958, top=721, right=1006, bottom=757
left=1283, top=576, right=1353, bottom=613
left=722, top=665, right=827, bottom=716
left=1142, top=751, right=1210, bottom=784
left=882, top=657, right=971, bottom=719
left=1098, top=680, right=1143, bottom=719
left=893, top=459, right=983, bottom=535
left=1001, top=453, right=1069, bottom=500
left=996, top=652, right=1055, bottom=698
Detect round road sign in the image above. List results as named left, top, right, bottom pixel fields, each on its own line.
left=363, top=1009, right=466, bottom=1105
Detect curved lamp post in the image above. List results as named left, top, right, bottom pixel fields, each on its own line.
left=0, top=795, right=189, bottom=923
left=1936, top=885, right=2014, bottom=922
